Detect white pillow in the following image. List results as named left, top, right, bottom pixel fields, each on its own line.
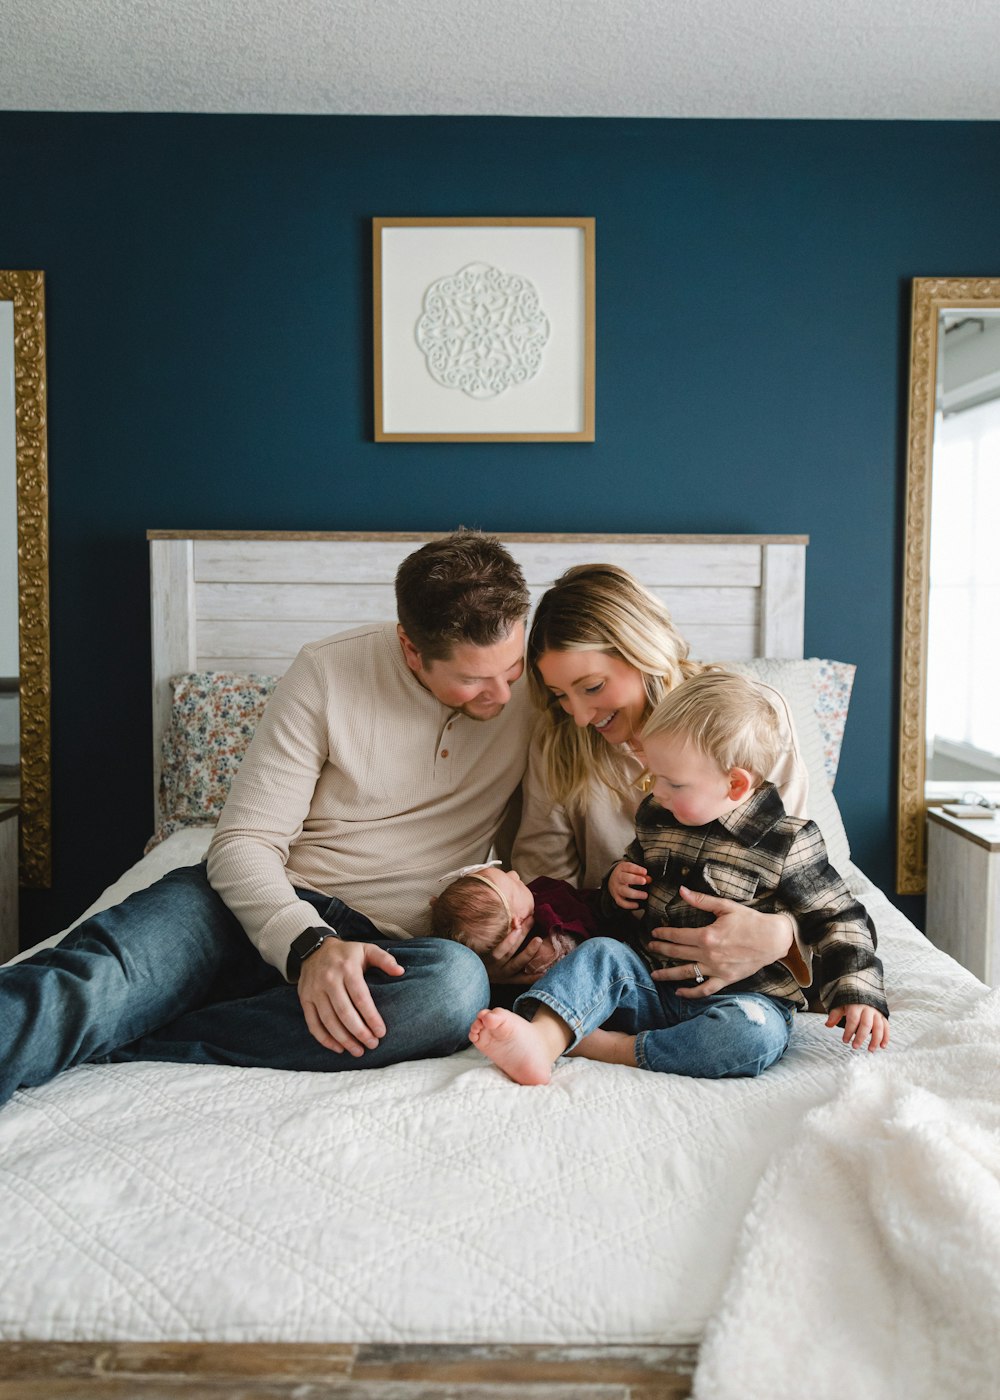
left=729, top=658, right=852, bottom=874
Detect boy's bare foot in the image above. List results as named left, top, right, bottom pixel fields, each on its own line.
left=469, top=1007, right=561, bottom=1085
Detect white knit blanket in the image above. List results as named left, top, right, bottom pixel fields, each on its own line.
left=694, top=987, right=1000, bottom=1400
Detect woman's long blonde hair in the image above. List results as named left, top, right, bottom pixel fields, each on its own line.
left=527, top=564, right=703, bottom=810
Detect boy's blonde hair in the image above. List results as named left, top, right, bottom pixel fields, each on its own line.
left=526, top=564, right=703, bottom=811
left=430, top=874, right=509, bottom=952
left=642, top=671, right=782, bottom=784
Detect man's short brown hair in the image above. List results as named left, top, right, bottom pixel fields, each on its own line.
left=395, top=529, right=530, bottom=662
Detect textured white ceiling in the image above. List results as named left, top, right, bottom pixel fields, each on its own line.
left=2, top=0, right=1000, bottom=120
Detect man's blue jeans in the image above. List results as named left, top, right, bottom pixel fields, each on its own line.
left=515, top=937, right=794, bottom=1078
left=1, top=863, right=488, bottom=1106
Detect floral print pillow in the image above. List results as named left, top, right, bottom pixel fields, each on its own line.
left=811, top=659, right=856, bottom=788
left=145, top=672, right=277, bottom=851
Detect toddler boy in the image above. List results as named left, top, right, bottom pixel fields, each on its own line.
left=470, top=671, right=888, bottom=1084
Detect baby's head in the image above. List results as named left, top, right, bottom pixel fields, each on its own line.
left=641, top=670, right=782, bottom=827
left=430, top=866, right=536, bottom=955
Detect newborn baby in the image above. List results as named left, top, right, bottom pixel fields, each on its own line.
left=430, top=865, right=602, bottom=977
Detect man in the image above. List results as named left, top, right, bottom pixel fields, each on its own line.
left=0, top=531, right=537, bottom=1106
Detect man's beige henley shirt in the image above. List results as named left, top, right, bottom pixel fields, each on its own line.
left=207, top=623, right=535, bottom=976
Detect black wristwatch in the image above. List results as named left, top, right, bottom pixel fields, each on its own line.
left=286, top=926, right=339, bottom=981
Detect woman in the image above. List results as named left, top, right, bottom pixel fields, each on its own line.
left=500, top=563, right=810, bottom=993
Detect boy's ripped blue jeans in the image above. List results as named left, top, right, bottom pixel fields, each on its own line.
left=514, top=936, right=795, bottom=1078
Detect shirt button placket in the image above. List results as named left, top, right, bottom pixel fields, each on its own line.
left=436, top=717, right=456, bottom=778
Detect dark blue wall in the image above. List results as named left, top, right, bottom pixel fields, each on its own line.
left=4, top=113, right=1000, bottom=939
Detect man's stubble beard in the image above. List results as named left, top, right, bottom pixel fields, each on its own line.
left=459, top=700, right=506, bottom=722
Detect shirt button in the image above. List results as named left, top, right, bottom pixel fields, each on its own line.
left=681, top=865, right=690, bottom=875
left=447, top=722, right=453, bottom=730
left=440, top=749, right=449, bottom=758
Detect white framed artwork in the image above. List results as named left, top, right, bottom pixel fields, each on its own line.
left=373, top=217, right=595, bottom=442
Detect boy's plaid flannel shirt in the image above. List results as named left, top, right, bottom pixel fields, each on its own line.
left=601, top=782, right=888, bottom=1017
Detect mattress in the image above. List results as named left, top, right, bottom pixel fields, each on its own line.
left=0, top=830, right=986, bottom=1344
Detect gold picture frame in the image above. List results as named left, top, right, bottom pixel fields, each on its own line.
left=0, top=269, right=51, bottom=887
left=896, top=276, right=1000, bottom=894
left=373, top=217, right=595, bottom=442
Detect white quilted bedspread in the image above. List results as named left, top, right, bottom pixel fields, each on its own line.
left=0, top=832, right=987, bottom=1344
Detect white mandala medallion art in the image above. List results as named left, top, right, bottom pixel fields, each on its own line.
left=415, top=262, right=551, bottom=399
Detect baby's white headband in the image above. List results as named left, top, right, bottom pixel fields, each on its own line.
left=437, top=859, right=502, bottom=884
left=436, top=860, right=512, bottom=929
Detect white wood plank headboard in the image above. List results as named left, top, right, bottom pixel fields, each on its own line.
left=148, top=530, right=807, bottom=825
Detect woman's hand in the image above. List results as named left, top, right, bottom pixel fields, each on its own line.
left=648, top=886, right=794, bottom=998
left=522, top=931, right=579, bottom=978
left=479, top=924, right=556, bottom=985
left=608, top=861, right=651, bottom=910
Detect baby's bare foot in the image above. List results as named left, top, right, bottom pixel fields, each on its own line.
left=469, top=1008, right=555, bottom=1085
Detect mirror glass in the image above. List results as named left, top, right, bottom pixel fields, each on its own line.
left=926, top=310, right=1000, bottom=787
left=0, top=270, right=51, bottom=888
left=897, top=278, right=1000, bottom=894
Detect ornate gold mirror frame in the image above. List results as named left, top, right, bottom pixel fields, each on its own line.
left=897, top=276, right=1000, bottom=894
left=0, top=270, right=51, bottom=886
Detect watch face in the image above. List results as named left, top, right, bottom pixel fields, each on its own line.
left=294, top=929, right=326, bottom=957
left=289, top=928, right=328, bottom=979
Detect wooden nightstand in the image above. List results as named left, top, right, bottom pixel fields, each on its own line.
left=0, top=803, right=17, bottom=963
left=926, top=807, right=1000, bottom=986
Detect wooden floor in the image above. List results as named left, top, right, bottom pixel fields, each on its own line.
left=0, top=1342, right=697, bottom=1398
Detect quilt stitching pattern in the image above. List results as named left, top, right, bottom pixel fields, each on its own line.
left=0, top=867, right=986, bottom=1344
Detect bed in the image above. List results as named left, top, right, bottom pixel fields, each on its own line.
left=1, top=531, right=995, bottom=1400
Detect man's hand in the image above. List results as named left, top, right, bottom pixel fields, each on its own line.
left=649, top=885, right=794, bottom=998
left=297, top=938, right=404, bottom=1055
left=826, top=1004, right=890, bottom=1052
left=608, top=861, right=651, bottom=910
